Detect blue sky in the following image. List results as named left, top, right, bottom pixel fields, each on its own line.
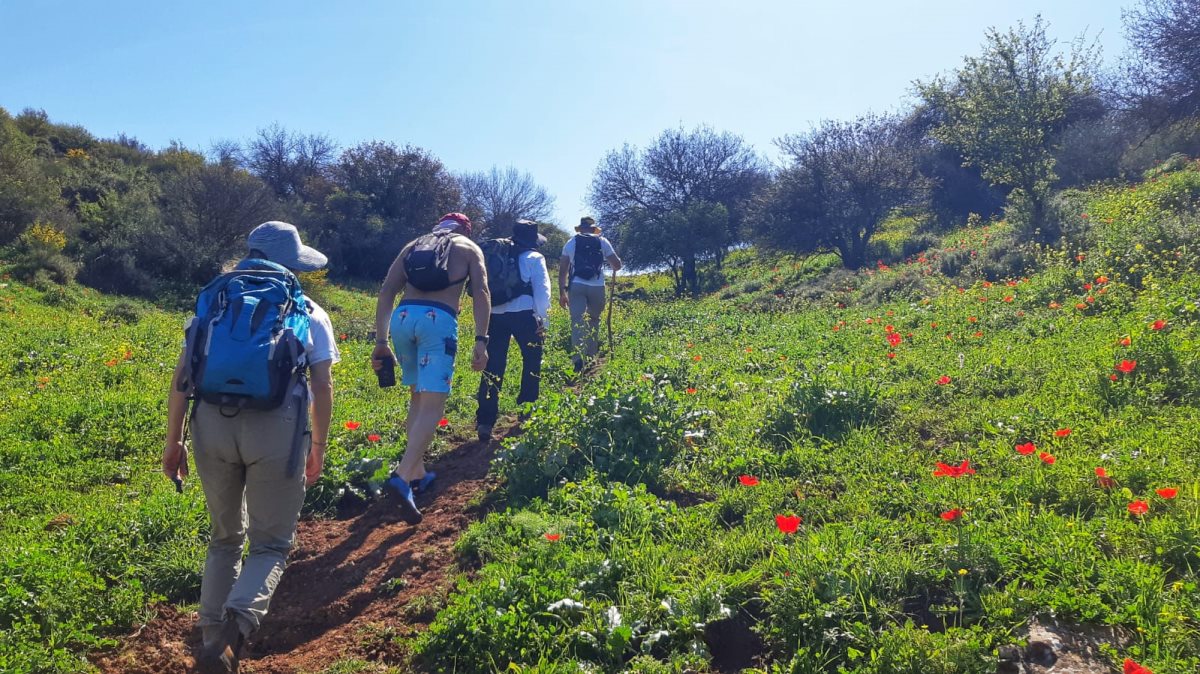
left=1, top=1, right=1130, bottom=229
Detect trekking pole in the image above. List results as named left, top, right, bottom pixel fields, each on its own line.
left=606, top=269, right=616, bottom=357
left=174, top=411, right=190, bottom=493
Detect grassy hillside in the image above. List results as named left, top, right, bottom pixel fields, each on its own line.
left=2, top=161, right=1199, bottom=673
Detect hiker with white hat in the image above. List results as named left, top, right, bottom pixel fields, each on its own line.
left=163, top=220, right=340, bottom=672
left=559, top=216, right=621, bottom=372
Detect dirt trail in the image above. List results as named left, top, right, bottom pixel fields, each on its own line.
left=93, top=427, right=510, bottom=674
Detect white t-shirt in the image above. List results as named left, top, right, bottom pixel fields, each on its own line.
left=492, top=250, right=552, bottom=322
left=305, top=299, right=340, bottom=366
left=561, top=235, right=616, bottom=287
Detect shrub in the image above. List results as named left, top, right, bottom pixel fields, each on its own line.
left=762, top=369, right=888, bottom=446
left=495, top=382, right=696, bottom=502
left=9, top=223, right=76, bottom=285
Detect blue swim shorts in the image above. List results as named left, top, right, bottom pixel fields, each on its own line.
left=391, top=300, right=459, bottom=394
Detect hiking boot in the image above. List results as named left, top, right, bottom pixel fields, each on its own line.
left=198, top=615, right=243, bottom=673
left=476, top=424, right=493, bottom=443
left=384, top=474, right=423, bottom=525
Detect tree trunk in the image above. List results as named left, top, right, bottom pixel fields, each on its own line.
left=683, top=255, right=698, bottom=295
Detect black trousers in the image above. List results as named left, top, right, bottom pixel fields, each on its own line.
left=475, top=310, right=544, bottom=427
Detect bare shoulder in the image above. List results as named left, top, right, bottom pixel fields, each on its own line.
left=454, top=236, right=485, bottom=258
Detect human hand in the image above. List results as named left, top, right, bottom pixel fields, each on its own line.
left=305, top=441, right=325, bottom=487
left=162, top=439, right=188, bottom=486
left=471, top=341, right=488, bottom=371
left=558, top=292, right=569, bottom=309
left=370, top=342, right=394, bottom=371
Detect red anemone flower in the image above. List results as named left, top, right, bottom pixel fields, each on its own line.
left=968, top=316, right=978, bottom=323
left=1123, top=658, right=1153, bottom=674
left=367, top=434, right=381, bottom=442
left=886, top=352, right=896, bottom=359
left=940, top=508, right=963, bottom=522
left=1150, top=320, right=1167, bottom=331
left=1083, top=282, right=1093, bottom=291
left=1096, top=275, right=1109, bottom=284
left=1119, top=336, right=1131, bottom=346
left=1039, top=452, right=1056, bottom=465
left=1015, top=442, right=1036, bottom=456
left=936, top=376, right=952, bottom=386
left=1054, top=428, right=1072, bottom=438
left=885, top=324, right=895, bottom=333
left=738, top=475, right=759, bottom=487
left=344, top=421, right=361, bottom=430
left=339, top=333, right=348, bottom=341
left=775, top=514, right=802, bottom=534
left=1128, top=500, right=1149, bottom=516
left=1049, top=302, right=1061, bottom=309
left=1156, top=488, right=1178, bottom=499
left=887, top=332, right=902, bottom=347
left=438, top=418, right=449, bottom=428
left=544, top=533, right=561, bottom=542
left=1003, top=296, right=1014, bottom=303
left=693, top=355, right=702, bottom=362
left=1116, top=360, right=1137, bottom=373
left=104, top=359, right=118, bottom=367
left=685, top=387, right=697, bottom=395
left=933, top=460, right=975, bottom=478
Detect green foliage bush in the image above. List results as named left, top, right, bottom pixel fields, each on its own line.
left=763, top=369, right=889, bottom=445
left=496, top=382, right=695, bottom=502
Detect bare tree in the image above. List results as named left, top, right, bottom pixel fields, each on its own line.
left=1123, top=0, right=1200, bottom=125
left=457, top=166, right=555, bottom=237
left=755, top=113, right=930, bottom=269
left=244, top=123, right=338, bottom=201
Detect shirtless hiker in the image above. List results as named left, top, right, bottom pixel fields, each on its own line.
left=371, top=212, right=489, bottom=523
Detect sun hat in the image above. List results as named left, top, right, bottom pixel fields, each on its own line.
left=576, top=216, right=600, bottom=233
left=246, top=221, right=327, bottom=272
left=512, top=219, right=547, bottom=249
left=435, top=212, right=473, bottom=237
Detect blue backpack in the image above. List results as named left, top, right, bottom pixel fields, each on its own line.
left=183, top=259, right=311, bottom=410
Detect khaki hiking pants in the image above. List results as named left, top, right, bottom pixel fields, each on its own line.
left=569, top=282, right=606, bottom=361
left=191, top=391, right=307, bottom=638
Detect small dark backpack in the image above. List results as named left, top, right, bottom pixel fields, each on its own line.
left=403, top=231, right=464, bottom=291
left=480, top=238, right=533, bottom=306
left=573, top=234, right=604, bottom=280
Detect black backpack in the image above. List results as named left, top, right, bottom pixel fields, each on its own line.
left=573, top=234, right=604, bottom=280
left=403, top=231, right=465, bottom=291
left=480, top=238, right=533, bottom=306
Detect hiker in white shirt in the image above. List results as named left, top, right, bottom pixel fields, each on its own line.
left=558, top=216, right=621, bottom=372
left=476, top=219, right=552, bottom=440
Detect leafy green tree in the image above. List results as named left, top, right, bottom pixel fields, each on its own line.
left=312, top=141, right=461, bottom=279
left=589, top=126, right=765, bottom=294
left=0, top=108, right=62, bottom=244
left=159, top=162, right=278, bottom=284
left=618, top=201, right=729, bottom=295
left=917, top=17, right=1097, bottom=238
left=755, top=113, right=929, bottom=269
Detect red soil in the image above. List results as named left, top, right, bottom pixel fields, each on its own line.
left=92, top=428, right=505, bottom=673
